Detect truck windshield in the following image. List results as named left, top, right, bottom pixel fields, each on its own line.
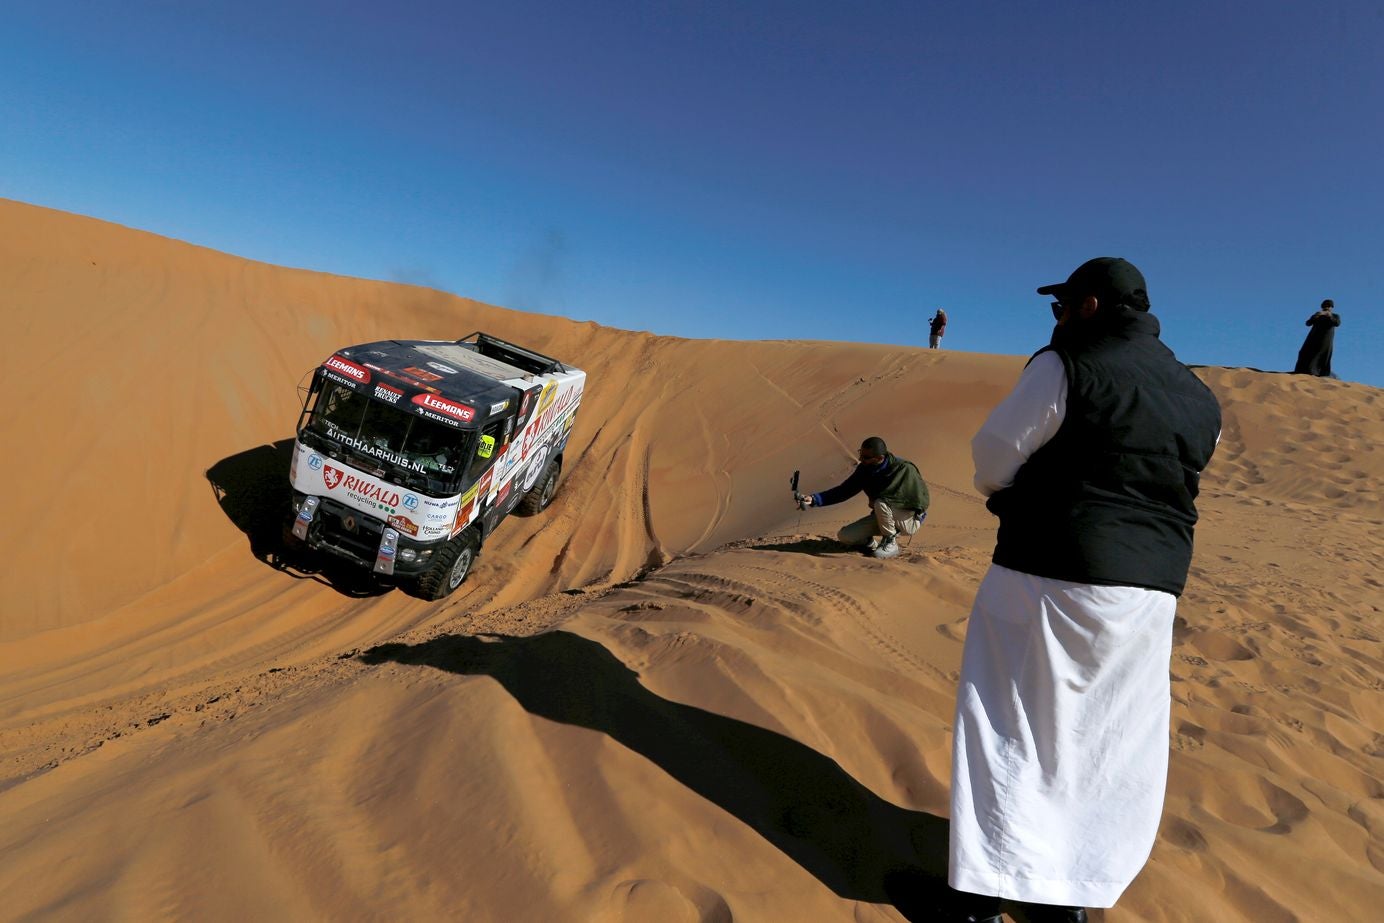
left=303, top=380, right=470, bottom=493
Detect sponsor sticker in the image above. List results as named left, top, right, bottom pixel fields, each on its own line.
left=402, top=494, right=420, bottom=511
left=320, top=464, right=407, bottom=512
left=374, top=383, right=404, bottom=404
left=426, top=361, right=459, bottom=375
left=324, top=371, right=361, bottom=389
left=403, top=366, right=442, bottom=382
left=452, top=499, right=475, bottom=535
left=387, top=515, right=419, bottom=536
left=536, top=380, right=559, bottom=414
left=412, top=392, right=475, bottom=423
left=489, top=400, right=510, bottom=415
left=497, top=446, right=519, bottom=478
left=308, top=454, right=324, bottom=471
left=343, top=474, right=401, bottom=509
left=325, top=354, right=370, bottom=383
left=478, top=435, right=496, bottom=459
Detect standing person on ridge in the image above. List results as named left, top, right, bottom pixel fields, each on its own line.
left=1292, top=298, right=1341, bottom=377
left=929, top=308, right=948, bottom=349
left=796, top=437, right=929, bottom=559
left=944, top=258, right=1221, bottom=923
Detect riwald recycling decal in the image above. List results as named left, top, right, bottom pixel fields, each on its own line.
left=291, top=443, right=460, bottom=542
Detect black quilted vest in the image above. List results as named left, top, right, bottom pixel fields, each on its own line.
left=987, top=308, right=1221, bottom=596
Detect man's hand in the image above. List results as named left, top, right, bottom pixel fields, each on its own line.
left=795, top=492, right=814, bottom=509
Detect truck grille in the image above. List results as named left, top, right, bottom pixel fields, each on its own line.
left=312, top=498, right=385, bottom=565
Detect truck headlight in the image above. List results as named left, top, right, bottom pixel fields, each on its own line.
left=399, top=548, right=418, bottom=563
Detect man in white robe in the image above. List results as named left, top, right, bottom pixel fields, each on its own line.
left=946, top=258, right=1221, bottom=923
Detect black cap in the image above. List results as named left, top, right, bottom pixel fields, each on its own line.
left=1037, top=257, right=1150, bottom=311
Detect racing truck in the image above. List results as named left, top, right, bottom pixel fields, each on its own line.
left=286, top=332, right=585, bottom=599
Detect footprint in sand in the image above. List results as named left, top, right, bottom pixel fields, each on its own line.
left=609, top=879, right=729, bottom=923
left=1161, top=816, right=1209, bottom=852
left=1189, top=630, right=1256, bottom=662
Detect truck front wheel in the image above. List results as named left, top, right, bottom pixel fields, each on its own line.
left=414, top=527, right=481, bottom=600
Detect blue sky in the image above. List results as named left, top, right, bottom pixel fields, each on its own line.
left=3, top=1, right=1380, bottom=385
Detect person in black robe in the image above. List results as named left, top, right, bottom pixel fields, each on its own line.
left=1293, top=299, right=1341, bottom=377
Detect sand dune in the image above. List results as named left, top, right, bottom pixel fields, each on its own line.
left=1, top=199, right=1380, bottom=921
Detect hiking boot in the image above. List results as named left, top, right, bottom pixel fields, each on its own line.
left=872, top=536, right=900, bottom=558
left=865, top=536, right=882, bottom=551
left=1014, top=903, right=1088, bottom=923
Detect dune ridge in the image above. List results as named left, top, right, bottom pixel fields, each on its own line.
left=1, top=199, right=1380, bottom=921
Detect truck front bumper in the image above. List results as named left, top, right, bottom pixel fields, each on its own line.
left=289, top=492, right=442, bottom=576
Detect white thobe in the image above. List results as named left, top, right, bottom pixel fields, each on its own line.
left=949, top=351, right=1177, bottom=908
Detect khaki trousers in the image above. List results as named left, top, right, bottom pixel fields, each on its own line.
left=837, top=499, right=923, bottom=546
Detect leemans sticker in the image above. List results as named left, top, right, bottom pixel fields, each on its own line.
left=325, top=355, right=370, bottom=383
left=411, top=392, right=476, bottom=422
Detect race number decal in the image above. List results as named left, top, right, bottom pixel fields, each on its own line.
left=522, top=444, right=550, bottom=492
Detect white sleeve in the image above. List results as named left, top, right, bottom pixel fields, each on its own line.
left=971, top=350, right=1068, bottom=497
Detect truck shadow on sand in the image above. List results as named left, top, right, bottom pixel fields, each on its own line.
left=360, top=630, right=962, bottom=920
left=206, top=439, right=390, bottom=598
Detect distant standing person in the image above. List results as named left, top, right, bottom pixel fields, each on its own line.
left=1293, top=299, right=1341, bottom=377
left=929, top=309, right=948, bottom=349
left=795, top=436, right=929, bottom=559
left=946, top=258, right=1220, bottom=923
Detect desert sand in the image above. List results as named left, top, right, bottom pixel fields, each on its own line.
left=1, top=198, right=1380, bottom=921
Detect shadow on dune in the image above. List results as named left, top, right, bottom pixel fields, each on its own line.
left=206, top=439, right=390, bottom=598
left=360, top=630, right=958, bottom=919
left=745, top=537, right=851, bottom=556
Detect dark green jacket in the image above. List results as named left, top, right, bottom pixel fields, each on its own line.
left=813, top=454, right=930, bottom=513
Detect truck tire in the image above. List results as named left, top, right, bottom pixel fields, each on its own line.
left=518, top=457, right=561, bottom=514
left=414, top=527, right=480, bottom=600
